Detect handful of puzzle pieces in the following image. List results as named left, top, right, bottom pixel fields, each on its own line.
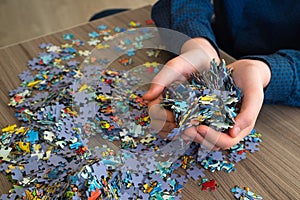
left=161, top=58, right=242, bottom=133
left=0, top=21, right=262, bottom=199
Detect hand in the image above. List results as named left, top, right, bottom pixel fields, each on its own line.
left=184, top=59, right=271, bottom=150
left=143, top=38, right=219, bottom=138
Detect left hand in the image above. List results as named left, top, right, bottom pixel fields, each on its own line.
left=179, top=59, right=271, bottom=150
left=143, top=38, right=217, bottom=138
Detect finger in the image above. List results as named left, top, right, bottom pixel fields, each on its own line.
left=197, top=125, right=238, bottom=149
left=178, top=48, right=212, bottom=72
left=150, top=119, right=177, bottom=133
left=143, top=57, right=191, bottom=101
left=229, top=87, right=263, bottom=137
left=148, top=97, right=175, bottom=122
left=198, top=124, right=254, bottom=149
left=181, top=38, right=219, bottom=65
left=158, top=131, right=171, bottom=139
left=182, top=126, right=220, bottom=151
left=196, top=88, right=261, bottom=148
left=143, top=82, right=165, bottom=101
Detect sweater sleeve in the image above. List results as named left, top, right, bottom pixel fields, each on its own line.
left=151, top=0, right=218, bottom=54
left=244, top=50, right=300, bottom=107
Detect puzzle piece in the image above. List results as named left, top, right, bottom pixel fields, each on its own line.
left=18, top=70, right=35, bottom=82
left=245, top=141, right=260, bottom=153
left=229, top=151, right=247, bottom=163
left=1, top=124, right=17, bottom=133
left=199, top=178, right=218, bottom=191
left=186, top=167, right=205, bottom=180
left=231, top=185, right=263, bottom=200
left=88, top=31, right=100, bottom=38
left=140, top=134, right=157, bottom=144
left=25, top=129, right=39, bottom=143
left=201, top=158, right=220, bottom=172
left=208, top=151, right=226, bottom=162
left=63, top=33, right=74, bottom=40
left=91, top=162, right=108, bottom=179
left=217, top=161, right=236, bottom=173
left=47, top=154, right=67, bottom=166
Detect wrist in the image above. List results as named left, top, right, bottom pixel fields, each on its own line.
left=181, top=38, right=220, bottom=62
left=229, top=59, right=271, bottom=90
left=242, top=59, right=271, bottom=88
left=175, top=38, right=220, bottom=73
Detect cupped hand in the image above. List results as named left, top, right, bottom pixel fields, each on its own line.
left=143, top=38, right=219, bottom=138
left=184, top=59, right=271, bottom=150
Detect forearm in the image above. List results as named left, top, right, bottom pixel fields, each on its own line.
left=181, top=38, right=219, bottom=61
left=175, top=38, right=220, bottom=73
left=152, top=0, right=218, bottom=54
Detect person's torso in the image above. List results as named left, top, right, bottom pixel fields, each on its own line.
left=213, top=0, right=300, bottom=58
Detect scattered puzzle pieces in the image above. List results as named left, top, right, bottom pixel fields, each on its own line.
left=0, top=20, right=264, bottom=200
left=186, top=167, right=205, bottom=180
left=231, top=185, right=263, bottom=200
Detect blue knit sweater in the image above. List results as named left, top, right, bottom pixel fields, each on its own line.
left=152, top=0, right=300, bottom=107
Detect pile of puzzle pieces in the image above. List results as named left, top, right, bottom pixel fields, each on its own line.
left=161, top=59, right=241, bottom=133
left=231, top=186, right=263, bottom=200
left=0, top=20, right=263, bottom=200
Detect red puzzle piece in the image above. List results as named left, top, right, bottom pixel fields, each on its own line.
left=201, top=179, right=217, bottom=191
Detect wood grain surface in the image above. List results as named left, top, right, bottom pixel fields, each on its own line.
left=0, top=6, right=299, bottom=200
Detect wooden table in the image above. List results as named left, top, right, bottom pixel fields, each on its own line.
left=0, top=5, right=299, bottom=200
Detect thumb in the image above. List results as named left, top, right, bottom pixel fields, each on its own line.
left=229, top=86, right=264, bottom=138
left=143, top=83, right=165, bottom=101
left=229, top=110, right=254, bottom=138
left=143, top=59, right=188, bottom=101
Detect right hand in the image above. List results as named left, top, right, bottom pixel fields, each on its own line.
left=143, top=38, right=219, bottom=138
